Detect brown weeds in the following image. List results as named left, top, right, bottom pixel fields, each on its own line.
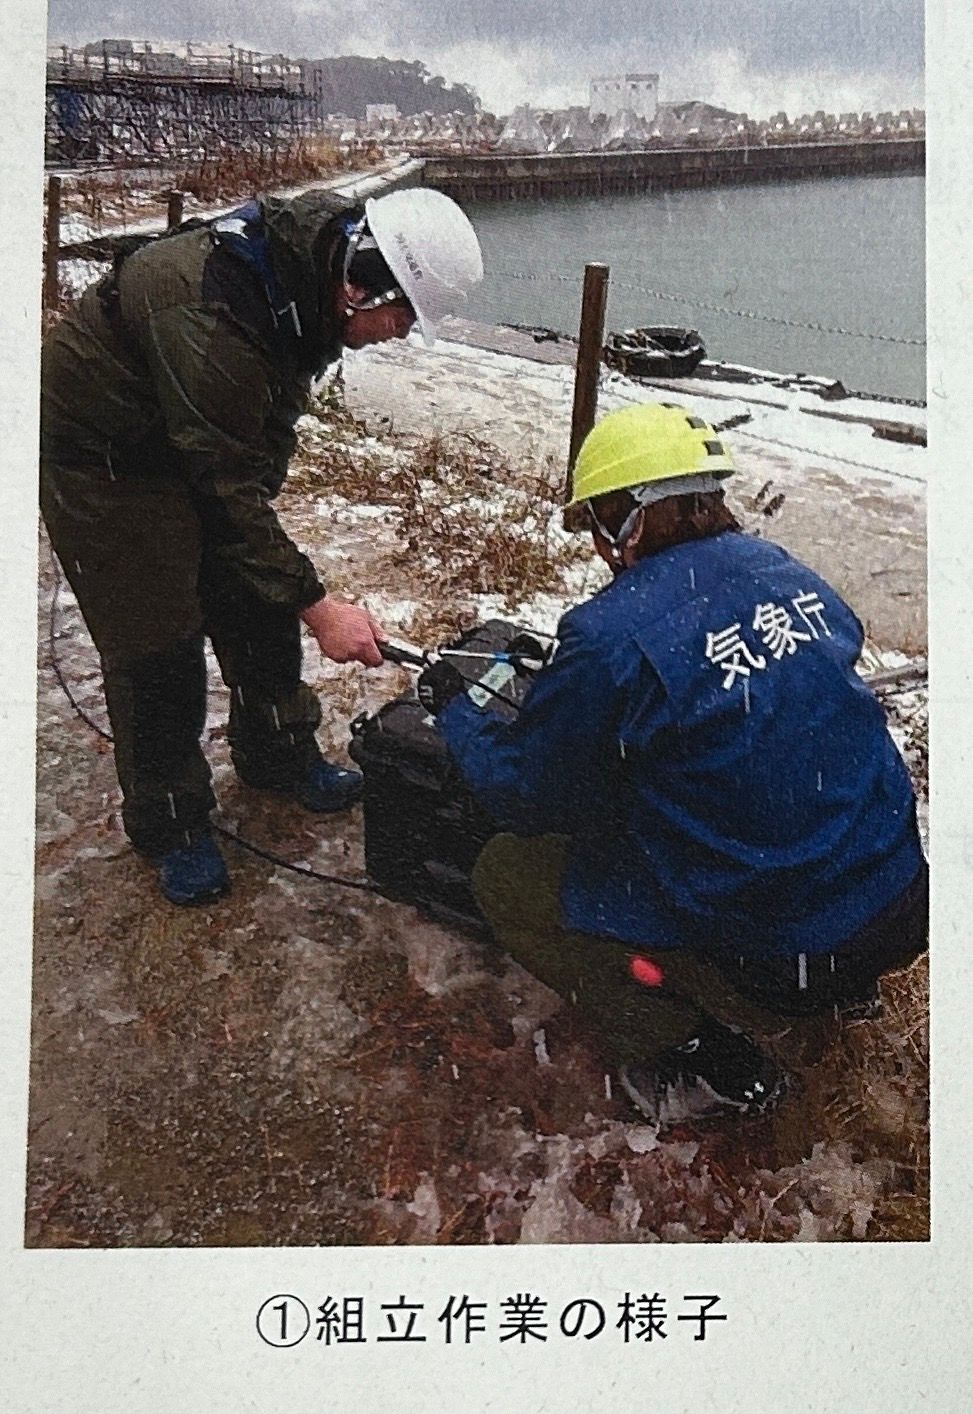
left=55, top=137, right=363, bottom=254
left=293, top=401, right=588, bottom=646
left=162, top=137, right=353, bottom=206
left=795, top=954, right=930, bottom=1239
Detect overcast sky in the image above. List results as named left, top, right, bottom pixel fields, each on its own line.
left=46, top=1, right=924, bottom=117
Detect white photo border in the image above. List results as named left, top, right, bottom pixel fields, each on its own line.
left=2, top=1, right=970, bottom=1408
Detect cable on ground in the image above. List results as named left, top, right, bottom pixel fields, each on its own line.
left=45, top=553, right=529, bottom=894
left=47, top=551, right=382, bottom=894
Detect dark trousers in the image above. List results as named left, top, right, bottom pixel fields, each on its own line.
left=472, top=834, right=928, bottom=1068
left=41, top=457, right=322, bottom=854
left=717, top=862, right=928, bottom=1017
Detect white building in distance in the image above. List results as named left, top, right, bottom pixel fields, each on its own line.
left=589, top=73, right=659, bottom=122
left=365, top=103, right=400, bottom=125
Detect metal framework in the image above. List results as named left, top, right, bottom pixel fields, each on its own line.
left=46, top=43, right=315, bottom=164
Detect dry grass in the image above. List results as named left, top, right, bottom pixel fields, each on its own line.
left=788, top=954, right=929, bottom=1240
left=737, top=477, right=787, bottom=535
left=903, top=706, right=929, bottom=795
left=56, top=137, right=374, bottom=257
left=388, top=431, right=583, bottom=608
left=69, top=173, right=110, bottom=227
left=293, top=394, right=589, bottom=646
left=163, top=137, right=356, bottom=205
left=290, top=396, right=401, bottom=505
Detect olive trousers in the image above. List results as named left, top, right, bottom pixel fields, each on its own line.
left=42, top=458, right=322, bottom=854
left=472, top=834, right=927, bottom=1068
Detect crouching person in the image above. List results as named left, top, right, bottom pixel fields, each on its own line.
left=417, top=404, right=927, bottom=1124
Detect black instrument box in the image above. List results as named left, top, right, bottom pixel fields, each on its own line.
left=348, top=619, right=533, bottom=924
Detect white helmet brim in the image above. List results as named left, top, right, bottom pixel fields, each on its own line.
left=365, top=189, right=484, bottom=349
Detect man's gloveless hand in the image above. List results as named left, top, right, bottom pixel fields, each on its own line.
left=301, top=597, right=385, bottom=667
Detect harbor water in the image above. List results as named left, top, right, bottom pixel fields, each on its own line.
left=464, top=173, right=925, bottom=402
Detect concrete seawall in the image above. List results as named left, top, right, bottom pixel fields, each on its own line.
left=423, top=139, right=924, bottom=202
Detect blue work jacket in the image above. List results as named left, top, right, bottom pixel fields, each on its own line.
left=437, top=531, right=923, bottom=959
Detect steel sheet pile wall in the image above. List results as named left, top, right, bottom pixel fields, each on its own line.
left=423, top=140, right=924, bottom=202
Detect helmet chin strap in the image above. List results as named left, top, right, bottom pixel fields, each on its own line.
left=343, top=283, right=409, bottom=320
left=589, top=501, right=645, bottom=568
left=612, top=503, right=645, bottom=558
left=341, top=216, right=408, bottom=318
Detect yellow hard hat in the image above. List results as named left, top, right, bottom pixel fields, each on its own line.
left=568, top=402, right=735, bottom=506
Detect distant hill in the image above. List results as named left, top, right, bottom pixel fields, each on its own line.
left=664, top=100, right=747, bottom=125
left=300, top=55, right=479, bottom=118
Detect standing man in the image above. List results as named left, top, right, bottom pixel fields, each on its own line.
left=41, top=185, right=483, bottom=904
left=417, top=403, right=927, bottom=1123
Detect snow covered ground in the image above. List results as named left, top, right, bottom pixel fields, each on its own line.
left=343, top=324, right=926, bottom=648
left=28, top=324, right=928, bottom=1248
left=54, top=155, right=424, bottom=302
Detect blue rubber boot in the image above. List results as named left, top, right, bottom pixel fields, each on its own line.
left=157, top=831, right=230, bottom=906
left=293, top=760, right=364, bottom=813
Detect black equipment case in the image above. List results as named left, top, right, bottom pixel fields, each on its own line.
left=348, top=620, right=535, bottom=925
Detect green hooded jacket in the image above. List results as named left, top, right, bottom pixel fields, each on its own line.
left=41, top=188, right=359, bottom=612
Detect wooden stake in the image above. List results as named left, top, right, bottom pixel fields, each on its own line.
left=564, top=261, right=609, bottom=529
left=166, top=190, right=185, bottom=230
left=43, top=175, right=62, bottom=311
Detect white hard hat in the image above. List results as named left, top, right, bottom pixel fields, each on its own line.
left=364, top=188, right=484, bottom=346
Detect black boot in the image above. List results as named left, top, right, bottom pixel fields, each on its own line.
left=619, top=1018, right=787, bottom=1126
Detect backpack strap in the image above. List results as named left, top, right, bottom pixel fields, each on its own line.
left=209, top=201, right=302, bottom=338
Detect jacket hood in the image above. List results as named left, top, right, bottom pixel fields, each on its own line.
left=260, top=188, right=360, bottom=371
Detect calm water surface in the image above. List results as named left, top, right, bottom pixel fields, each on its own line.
left=464, top=174, right=925, bottom=401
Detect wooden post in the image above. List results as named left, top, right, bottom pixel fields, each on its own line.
left=563, top=261, right=609, bottom=529
left=43, top=175, right=62, bottom=312
left=166, top=190, right=185, bottom=230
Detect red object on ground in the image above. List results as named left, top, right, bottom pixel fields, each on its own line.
left=630, top=956, right=665, bottom=987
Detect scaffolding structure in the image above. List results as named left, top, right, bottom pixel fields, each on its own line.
left=46, top=42, right=315, bottom=164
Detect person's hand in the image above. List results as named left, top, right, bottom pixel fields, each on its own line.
left=506, top=632, right=551, bottom=670
left=301, top=597, right=385, bottom=667
left=417, top=660, right=466, bottom=716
